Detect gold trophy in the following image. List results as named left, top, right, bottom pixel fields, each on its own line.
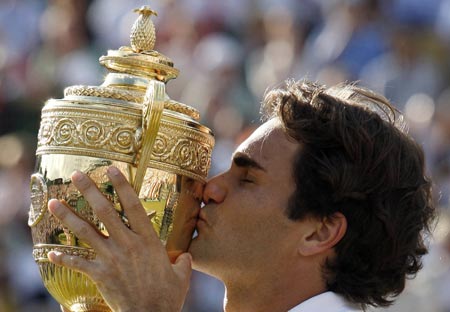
left=28, top=6, right=214, bottom=312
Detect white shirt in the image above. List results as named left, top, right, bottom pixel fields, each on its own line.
left=288, top=292, right=363, bottom=312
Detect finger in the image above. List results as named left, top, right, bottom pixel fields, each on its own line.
left=106, top=166, right=156, bottom=238
left=48, top=250, right=97, bottom=276
left=71, top=170, right=128, bottom=239
left=48, top=199, right=109, bottom=253
left=172, top=252, right=192, bottom=284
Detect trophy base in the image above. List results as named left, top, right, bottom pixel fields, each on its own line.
left=42, top=262, right=110, bottom=312
left=34, top=245, right=110, bottom=312
left=67, top=303, right=110, bottom=312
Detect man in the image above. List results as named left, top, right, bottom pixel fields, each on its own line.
left=47, top=79, right=435, bottom=311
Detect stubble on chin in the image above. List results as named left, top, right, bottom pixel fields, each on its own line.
left=188, top=238, right=215, bottom=273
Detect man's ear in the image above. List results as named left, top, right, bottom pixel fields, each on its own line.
left=298, top=212, right=347, bottom=257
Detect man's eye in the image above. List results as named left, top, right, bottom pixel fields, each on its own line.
left=240, top=178, right=254, bottom=184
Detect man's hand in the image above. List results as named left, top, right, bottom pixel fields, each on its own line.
left=47, top=166, right=192, bottom=312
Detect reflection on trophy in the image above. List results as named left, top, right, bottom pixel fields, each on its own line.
left=28, top=5, right=214, bottom=312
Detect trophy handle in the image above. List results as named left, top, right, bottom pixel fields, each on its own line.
left=132, top=79, right=165, bottom=195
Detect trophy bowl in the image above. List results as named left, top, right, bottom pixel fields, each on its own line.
left=28, top=6, right=214, bottom=312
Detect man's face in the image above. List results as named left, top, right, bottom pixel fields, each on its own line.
left=189, top=118, right=303, bottom=281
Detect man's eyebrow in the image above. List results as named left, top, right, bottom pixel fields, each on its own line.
left=232, top=152, right=266, bottom=172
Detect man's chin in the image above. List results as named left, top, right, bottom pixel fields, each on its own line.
left=187, top=237, right=199, bottom=257
left=190, top=254, right=209, bottom=273
left=188, top=240, right=209, bottom=271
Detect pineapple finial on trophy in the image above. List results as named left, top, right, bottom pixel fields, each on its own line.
left=130, top=6, right=158, bottom=52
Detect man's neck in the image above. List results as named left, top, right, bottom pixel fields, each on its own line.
left=222, top=271, right=325, bottom=312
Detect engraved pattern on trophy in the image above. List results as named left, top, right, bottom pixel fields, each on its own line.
left=149, top=122, right=213, bottom=181
left=37, top=107, right=213, bottom=181
left=33, top=245, right=96, bottom=262
left=54, top=118, right=77, bottom=145
left=137, top=168, right=181, bottom=242
left=64, top=85, right=201, bottom=120
left=29, top=174, right=49, bottom=227
left=159, top=187, right=180, bottom=243
left=37, top=105, right=141, bottom=162
left=65, top=85, right=145, bottom=104
left=31, top=163, right=114, bottom=247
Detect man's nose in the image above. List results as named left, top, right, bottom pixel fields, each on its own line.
left=202, top=174, right=227, bottom=205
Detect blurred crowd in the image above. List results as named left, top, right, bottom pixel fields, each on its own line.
left=1, top=0, right=450, bottom=311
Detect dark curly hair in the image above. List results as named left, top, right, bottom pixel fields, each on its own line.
left=261, top=80, right=436, bottom=309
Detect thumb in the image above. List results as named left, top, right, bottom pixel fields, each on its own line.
left=173, top=252, right=192, bottom=282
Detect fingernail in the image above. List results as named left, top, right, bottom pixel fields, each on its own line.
left=107, top=166, right=120, bottom=176
left=72, top=170, right=84, bottom=182
left=48, top=251, right=63, bottom=263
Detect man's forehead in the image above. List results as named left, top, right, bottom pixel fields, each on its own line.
left=237, top=119, right=278, bottom=149
left=235, top=119, right=297, bottom=163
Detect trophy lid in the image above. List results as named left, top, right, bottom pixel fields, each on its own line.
left=99, top=6, right=179, bottom=82
left=62, top=5, right=200, bottom=121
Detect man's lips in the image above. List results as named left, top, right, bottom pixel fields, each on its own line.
left=197, top=210, right=209, bottom=226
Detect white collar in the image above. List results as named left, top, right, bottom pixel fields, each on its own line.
left=288, top=292, right=362, bottom=312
